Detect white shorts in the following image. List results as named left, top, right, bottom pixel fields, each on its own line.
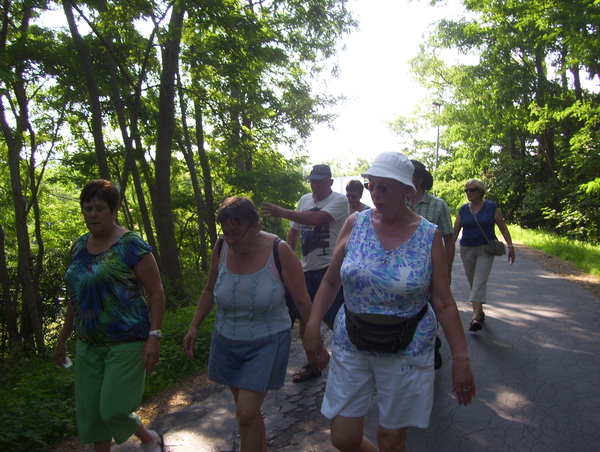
left=321, top=347, right=435, bottom=429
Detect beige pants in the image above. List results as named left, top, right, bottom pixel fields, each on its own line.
left=460, top=244, right=494, bottom=304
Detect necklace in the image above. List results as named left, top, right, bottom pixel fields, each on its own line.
left=234, top=243, right=258, bottom=275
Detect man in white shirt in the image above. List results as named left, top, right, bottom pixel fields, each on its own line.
left=262, top=164, right=349, bottom=382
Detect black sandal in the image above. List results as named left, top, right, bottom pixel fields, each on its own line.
left=480, top=311, right=486, bottom=323
left=469, top=319, right=483, bottom=332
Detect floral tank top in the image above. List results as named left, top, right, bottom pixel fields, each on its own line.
left=334, top=210, right=437, bottom=357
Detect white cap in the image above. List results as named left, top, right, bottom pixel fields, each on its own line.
left=361, top=152, right=416, bottom=195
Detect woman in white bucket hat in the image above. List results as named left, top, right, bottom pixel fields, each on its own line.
left=304, top=152, right=475, bottom=452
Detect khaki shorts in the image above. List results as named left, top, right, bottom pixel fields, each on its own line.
left=75, top=340, right=146, bottom=444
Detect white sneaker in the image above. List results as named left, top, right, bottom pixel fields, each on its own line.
left=141, top=430, right=164, bottom=452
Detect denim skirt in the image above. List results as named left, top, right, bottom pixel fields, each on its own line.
left=208, top=328, right=291, bottom=393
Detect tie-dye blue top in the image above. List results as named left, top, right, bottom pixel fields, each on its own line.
left=334, top=210, right=437, bottom=357
left=64, top=231, right=152, bottom=346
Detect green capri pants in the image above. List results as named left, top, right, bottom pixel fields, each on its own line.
left=75, top=340, right=146, bottom=444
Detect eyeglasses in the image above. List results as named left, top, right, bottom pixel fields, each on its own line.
left=364, top=182, right=390, bottom=193
left=221, top=223, right=252, bottom=241
left=346, top=193, right=358, bottom=199
left=464, top=188, right=479, bottom=193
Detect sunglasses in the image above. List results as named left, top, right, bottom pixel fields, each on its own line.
left=364, top=182, right=390, bottom=193
left=464, top=188, right=479, bottom=193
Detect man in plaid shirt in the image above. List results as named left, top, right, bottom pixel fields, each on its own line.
left=407, top=160, right=455, bottom=369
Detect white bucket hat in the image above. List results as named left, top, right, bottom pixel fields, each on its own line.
left=361, top=152, right=417, bottom=195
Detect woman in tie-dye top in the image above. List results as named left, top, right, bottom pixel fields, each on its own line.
left=303, top=152, right=475, bottom=452
left=54, top=179, right=166, bottom=452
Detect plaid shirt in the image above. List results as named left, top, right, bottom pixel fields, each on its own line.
left=407, top=192, right=453, bottom=237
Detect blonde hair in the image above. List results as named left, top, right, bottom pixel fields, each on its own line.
left=465, top=179, right=485, bottom=196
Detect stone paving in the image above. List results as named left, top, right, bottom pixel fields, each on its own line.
left=113, top=245, right=600, bottom=451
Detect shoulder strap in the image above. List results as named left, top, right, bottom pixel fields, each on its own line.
left=272, top=237, right=283, bottom=278
left=216, top=237, right=224, bottom=256
left=468, top=203, right=491, bottom=243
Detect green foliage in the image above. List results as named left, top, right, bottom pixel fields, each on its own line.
left=0, top=359, right=77, bottom=451
left=407, top=0, right=600, bottom=243
left=143, top=305, right=214, bottom=396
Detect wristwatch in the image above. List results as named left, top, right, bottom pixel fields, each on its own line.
left=148, top=330, right=162, bottom=338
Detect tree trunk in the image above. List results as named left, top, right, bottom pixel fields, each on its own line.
left=153, top=6, right=185, bottom=299
left=26, top=131, right=45, bottom=322
left=177, top=73, right=208, bottom=270
left=534, top=45, right=555, bottom=178
left=0, top=224, right=19, bottom=350
left=62, top=0, right=110, bottom=180
left=194, top=99, right=218, bottom=246
left=0, top=101, right=45, bottom=355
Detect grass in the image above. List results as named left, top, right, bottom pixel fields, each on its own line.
left=508, top=225, right=600, bottom=278
left=0, top=304, right=214, bottom=452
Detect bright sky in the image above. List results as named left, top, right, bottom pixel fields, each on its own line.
left=302, top=0, right=464, bottom=166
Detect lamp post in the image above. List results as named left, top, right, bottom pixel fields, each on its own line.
left=432, top=102, right=442, bottom=169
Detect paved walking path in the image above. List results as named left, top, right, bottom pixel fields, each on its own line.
left=113, top=245, right=600, bottom=451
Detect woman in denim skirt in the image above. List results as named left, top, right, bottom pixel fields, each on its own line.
left=183, top=197, right=322, bottom=451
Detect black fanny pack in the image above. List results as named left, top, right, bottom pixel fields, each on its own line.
left=345, top=304, right=428, bottom=353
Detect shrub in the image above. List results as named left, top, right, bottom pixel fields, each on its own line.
left=0, top=359, right=76, bottom=451
left=0, top=304, right=214, bottom=451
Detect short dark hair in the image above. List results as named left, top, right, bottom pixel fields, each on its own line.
left=216, top=196, right=260, bottom=226
left=79, top=179, right=120, bottom=211
left=346, top=179, right=364, bottom=196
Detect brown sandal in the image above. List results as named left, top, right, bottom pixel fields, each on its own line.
left=292, top=364, right=321, bottom=383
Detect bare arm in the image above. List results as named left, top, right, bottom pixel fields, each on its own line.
left=494, top=208, right=515, bottom=265
left=183, top=242, right=220, bottom=358
left=278, top=240, right=312, bottom=323
left=286, top=227, right=300, bottom=250
left=302, top=214, right=355, bottom=370
left=134, top=252, right=166, bottom=372
left=54, top=300, right=75, bottom=367
left=261, top=201, right=333, bottom=227
left=453, top=212, right=463, bottom=242
left=429, top=230, right=475, bottom=406
left=442, top=233, right=455, bottom=278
